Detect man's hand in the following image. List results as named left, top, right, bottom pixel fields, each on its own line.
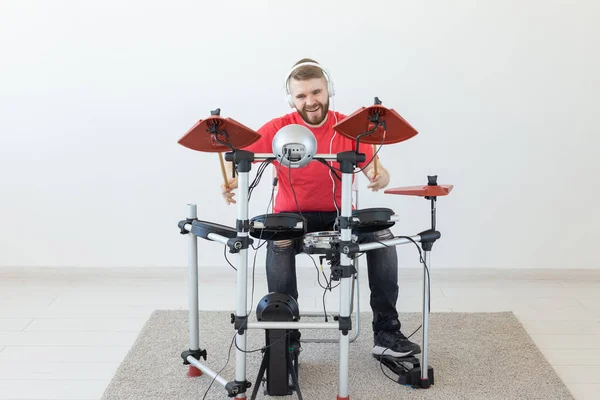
left=366, top=166, right=390, bottom=192
left=222, top=177, right=238, bottom=205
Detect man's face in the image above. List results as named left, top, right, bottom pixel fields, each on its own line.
left=288, top=77, right=329, bottom=127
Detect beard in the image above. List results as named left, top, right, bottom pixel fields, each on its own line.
left=298, top=100, right=329, bottom=126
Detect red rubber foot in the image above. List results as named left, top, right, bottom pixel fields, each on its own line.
left=337, top=396, right=349, bottom=400
left=187, top=366, right=202, bottom=377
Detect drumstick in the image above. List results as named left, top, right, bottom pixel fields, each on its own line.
left=218, top=152, right=229, bottom=188
left=372, top=145, right=378, bottom=178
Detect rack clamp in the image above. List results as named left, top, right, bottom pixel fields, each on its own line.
left=226, top=380, right=252, bottom=398
left=336, top=316, right=353, bottom=336
left=330, top=252, right=357, bottom=281
left=178, top=218, right=195, bottom=235
left=337, top=216, right=358, bottom=231
left=226, top=236, right=253, bottom=254
left=231, top=313, right=248, bottom=334
left=181, top=348, right=207, bottom=364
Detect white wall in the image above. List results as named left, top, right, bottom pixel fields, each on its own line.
left=1, top=0, right=598, bottom=269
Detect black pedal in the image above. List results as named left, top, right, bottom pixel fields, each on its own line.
left=251, top=292, right=303, bottom=400
left=374, top=355, right=434, bottom=389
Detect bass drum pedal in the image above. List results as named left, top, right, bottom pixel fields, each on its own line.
left=251, top=292, right=302, bottom=399
left=373, top=354, right=435, bottom=388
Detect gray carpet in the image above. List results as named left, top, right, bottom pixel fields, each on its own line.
left=101, top=310, right=574, bottom=400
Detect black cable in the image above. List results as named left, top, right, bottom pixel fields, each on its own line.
left=201, top=333, right=236, bottom=400
left=245, top=160, right=283, bottom=321
left=252, top=157, right=285, bottom=253
left=316, top=158, right=341, bottom=213
left=223, top=245, right=236, bottom=271
left=322, top=285, right=329, bottom=321
left=230, top=327, right=298, bottom=396
left=378, top=349, right=408, bottom=384
left=405, top=324, right=422, bottom=340
left=212, top=128, right=235, bottom=153
left=353, top=120, right=387, bottom=175
left=250, top=158, right=274, bottom=197
left=203, top=157, right=280, bottom=399
left=395, top=236, right=431, bottom=316
left=300, top=253, right=338, bottom=322
left=248, top=158, right=275, bottom=202
left=376, top=323, right=421, bottom=384
left=234, top=328, right=294, bottom=354
left=210, top=144, right=398, bottom=395
left=230, top=155, right=303, bottom=354
left=370, top=236, right=430, bottom=315
left=325, top=121, right=387, bottom=176
left=316, top=158, right=342, bottom=181
left=369, top=234, right=432, bottom=384
left=249, top=158, right=271, bottom=188
left=228, top=158, right=287, bottom=353
left=302, top=253, right=330, bottom=291
left=286, top=148, right=307, bottom=235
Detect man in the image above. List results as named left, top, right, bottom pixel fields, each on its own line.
left=221, top=58, right=420, bottom=358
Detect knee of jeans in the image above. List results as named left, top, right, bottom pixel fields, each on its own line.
left=271, top=239, right=294, bottom=253
left=375, top=229, right=394, bottom=240
left=362, top=228, right=394, bottom=242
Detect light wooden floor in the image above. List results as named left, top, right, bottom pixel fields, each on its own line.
left=0, top=266, right=598, bottom=400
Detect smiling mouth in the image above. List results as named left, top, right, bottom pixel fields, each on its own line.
left=306, top=107, right=320, bottom=113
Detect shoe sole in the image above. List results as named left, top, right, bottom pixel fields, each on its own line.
left=372, top=345, right=421, bottom=358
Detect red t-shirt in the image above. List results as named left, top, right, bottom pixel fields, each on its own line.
left=243, top=110, right=375, bottom=213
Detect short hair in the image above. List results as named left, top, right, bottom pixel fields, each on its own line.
left=289, top=58, right=326, bottom=82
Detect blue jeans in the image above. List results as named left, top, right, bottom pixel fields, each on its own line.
left=265, top=211, right=401, bottom=333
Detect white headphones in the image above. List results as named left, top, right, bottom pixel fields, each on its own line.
left=283, top=61, right=335, bottom=108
